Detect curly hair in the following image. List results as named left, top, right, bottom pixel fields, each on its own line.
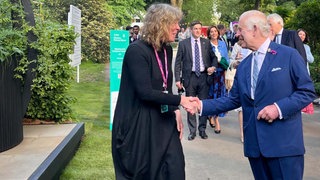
left=141, top=3, right=183, bottom=51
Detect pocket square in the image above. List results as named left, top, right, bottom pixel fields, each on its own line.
left=271, top=67, right=281, bottom=72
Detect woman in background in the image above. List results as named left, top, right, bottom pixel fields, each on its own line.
left=206, top=26, right=229, bottom=134
left=112, top=4, right=192, bottom=180
left=298, top=29, right=315, bottom=115
left=297, top=29, right=314, bottom=75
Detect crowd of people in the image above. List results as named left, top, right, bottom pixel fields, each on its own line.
left=114, top=3, right=316, bottom=180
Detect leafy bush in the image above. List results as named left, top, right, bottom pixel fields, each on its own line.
left=310, top=53, right=320, bottom=83
left=314, top=82, right=320, bottom=96
left=25, top=19, right=76, bottom=121
left=288, top=0, right=320, bottom=57
left=78, top=0, right=115, bottom=63
left=0, top=0, right=30, bottom=80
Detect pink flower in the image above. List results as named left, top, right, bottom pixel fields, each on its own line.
left=267, top=48, right=277, bottom=55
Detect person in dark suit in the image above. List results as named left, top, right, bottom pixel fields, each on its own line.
left=125, top=25, right=134, bottom=43
left=129, top=25, right=140, bottom=43
left=267, top=13, right=307, bottom=64
left=217, top=24, right=227, bottom=47
left=230, top=24, right=239, bottom=52
left=188, top=10, right=316, bottom=179
left=175, top=20, right=217, bottom=140
left=112, top=4, right=194, bottom=179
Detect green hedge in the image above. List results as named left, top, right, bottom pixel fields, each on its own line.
left=25, top=19, right=76, bottom=121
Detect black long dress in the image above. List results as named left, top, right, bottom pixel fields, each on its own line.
left=112, top=40, right=185, bottom=180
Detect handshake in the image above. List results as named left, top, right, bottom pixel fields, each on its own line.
left=180, top=96, right=202, bottom=115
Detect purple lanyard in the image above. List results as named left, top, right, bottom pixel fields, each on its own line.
left=153, top=46, right=168, bottom=90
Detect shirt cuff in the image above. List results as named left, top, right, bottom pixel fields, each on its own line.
left=199, top=101, right=203, bottom=116
left=274, top=103, right=283, bottom=119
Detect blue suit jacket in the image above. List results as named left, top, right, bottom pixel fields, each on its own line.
left=202, top=42, right=316, bottom=158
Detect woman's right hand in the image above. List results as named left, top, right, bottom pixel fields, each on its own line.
left=180, top=96, right=200, bottom=115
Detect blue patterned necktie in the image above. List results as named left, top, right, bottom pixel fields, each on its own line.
left=275, top=34, right=281, bottom=44
left=252, top=52, right=259, bottom=95
left=194, top=39, right=201, bottom=77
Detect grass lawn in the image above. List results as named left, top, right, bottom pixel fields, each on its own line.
left=60, top=61, right=115, bottom=179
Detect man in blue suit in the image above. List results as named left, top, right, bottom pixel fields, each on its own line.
left=188, top=10, right=316, bottom=180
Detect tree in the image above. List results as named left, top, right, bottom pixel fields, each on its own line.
left=287, top=0, right=320, bottom=45
left=276, top=0, right=307, bottom=6
left=79, top=0, right=116, bottom=63
left=108, top=0, right=146, bottom=27
left=38, top=0, right=79, bottom=23
left=238, top=0, right=276, bottom=12
left=288, top=0, right=320, bottom=84
left=171, top=0, right=183, bottom=8
left=182, top=0, right=215, bottom=26
left=216, top=0, right=242, bottom=24
left=274, top=1, right=296, bottom=23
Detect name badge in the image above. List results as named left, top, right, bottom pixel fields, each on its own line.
left=161, top=90, right=168, bottom=113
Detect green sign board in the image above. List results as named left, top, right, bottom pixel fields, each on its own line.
left=110, top=30, right=129, bottom=130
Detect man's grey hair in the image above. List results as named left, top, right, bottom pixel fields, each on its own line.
left=240, top=10, right=270, bottom=38
left=267, top=13, right=284, bottom=27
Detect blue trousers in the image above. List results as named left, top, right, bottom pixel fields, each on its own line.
left=248, top=155, right=304, bottom=180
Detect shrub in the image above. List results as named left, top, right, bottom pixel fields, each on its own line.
left=314, top=82, right=320, bottom=96
left=25, top=19, right=76, bottom=122
left=0, top=0, right=30, bottom=80
left=79, top=0, right=115, bottom=63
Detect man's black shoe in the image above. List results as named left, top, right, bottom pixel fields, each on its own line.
left=188, top=133, right=196, bottom=141
left=199, top=131, right=208, bottom=139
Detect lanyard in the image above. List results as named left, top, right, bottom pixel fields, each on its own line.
left=153, top=46, right=168, bottom=90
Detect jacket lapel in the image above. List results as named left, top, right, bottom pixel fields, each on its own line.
left=200, top=38, right=207, bottom=66
left=255, top=42, right=279, bottom=97
left=281, top=29, right=288, bottom=44
left=186, top=38, right=193, bottom=64
left=245, top=53, right=254, bottom=98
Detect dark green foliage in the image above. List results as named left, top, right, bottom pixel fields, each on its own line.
left=288, top=0, right=320, bottom=49
left=34, top=0, right=118, bottom=63
left=287, top=0, right=320, bottom=91
left=314, top=82, right=320, bottom=96
left=78, top=0, right=115, bottom=63
left=276, top=0, right=306, bottom=6
left=26, top=19, right=76, bottom=121
left=108, top=0, right=146, bottom=26
left=182, top=0, right=215, bottom=25
left=0, top=0, right=31, bottom=82
left=0, top=0, right=27, bottom=62
left=274, top=1, right=296, bottom=23
left=310, top=54, right=320, bottom=83
left=41, top=0, right=80, bottom=23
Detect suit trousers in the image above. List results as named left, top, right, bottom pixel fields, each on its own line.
left=248, top=155, right=304, bottom=180
left=185, top=72, right=209, bottom=134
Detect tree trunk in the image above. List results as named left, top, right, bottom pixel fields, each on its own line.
left=254, top=0, right=261, bottom=10
left=171, top=0, right=183, bottom=9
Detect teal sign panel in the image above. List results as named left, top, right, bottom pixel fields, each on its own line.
left=110, top=30, right=129, bottom=130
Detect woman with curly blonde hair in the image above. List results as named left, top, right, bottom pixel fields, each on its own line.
left=112, top=3, right=191, bottom=180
